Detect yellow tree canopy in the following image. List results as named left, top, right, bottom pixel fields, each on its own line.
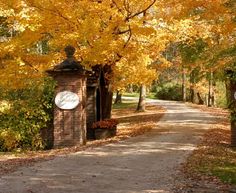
left=0, top=0, right=234, bottom=89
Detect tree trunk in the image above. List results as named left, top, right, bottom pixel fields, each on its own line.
left=189, top=70, right=196, bottom=103
left=208, top=71, right=214, bottom=107
left=231, top=116, right=236, bottom=147
left=127, top=84, right=134, bottom=93
left=182, top=66, right=187, bottom=102
left=225, top=80, right=231, bottom=106
left=100, top=86, right=113, bottom=119
left=197, top=92, right=204, bottom=105
left=100, top=65, right=113, bottom=120
left=190, top=88, right=194, bottom=103
left=114, top=90, right=122, bottom=104
left=137, top=85, right=146, bottom=111
left=229, top=79, right=236, bottom=147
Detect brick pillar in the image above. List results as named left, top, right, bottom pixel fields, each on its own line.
left=47, top=70, right=87, bottom=147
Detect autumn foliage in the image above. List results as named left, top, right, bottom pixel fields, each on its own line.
left=0, top=0, right=236, bottom=150
left=0, top=0, right=233, bottom=88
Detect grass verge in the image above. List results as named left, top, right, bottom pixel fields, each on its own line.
left=185, top=128, right=236, bottom=184
left=182, top=103, right=236, bottom=191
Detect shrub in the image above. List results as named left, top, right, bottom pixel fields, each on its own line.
left=0, top=77, right=55, bottom=151
left=0, top=129, right=21, bottom=151
left=215, top=82, right=227, bottom=108
left=155, top=83, right=183, bottom=101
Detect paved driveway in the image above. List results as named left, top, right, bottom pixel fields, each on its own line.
left=0, top=100, right=217, bottom=193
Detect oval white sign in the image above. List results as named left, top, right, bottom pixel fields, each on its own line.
left=55, top=91, right=80, bottom=110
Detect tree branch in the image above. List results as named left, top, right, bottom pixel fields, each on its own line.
left=123, top=0, right=132, bottom=18
left=117, top=28, right=131, bottom=35
left=111, top=0, right=125, bottom=15
left=123, top=25, right=132, bottom=48
left=125, top=0, right=156, bottom=21
left=28, top=1, right=79, bottom=30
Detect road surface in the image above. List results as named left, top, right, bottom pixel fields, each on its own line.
left=0, top=100, right=217, bottom=193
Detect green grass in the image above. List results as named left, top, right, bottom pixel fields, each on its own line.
left=121, top=92, right=157, bottom=99
left=196, top=147, right=236, bottom=185
left=112, top=92, right=157, bottom=110
left=197, top=160, right=236, bottom=185
left=147, top=92, right=156, bottom=99
left=213, top=164, right=236, bottom=184
left=113, top=91, right=157, bottom=109
left=122, top=93, right=139, bottom=97
left=186, top=129, right=236, bottom=185
left=112, top=102, right=137, bottom=110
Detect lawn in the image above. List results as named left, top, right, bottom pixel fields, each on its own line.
left=183, top=104, right=236, bottom=188
left=112, top=101, right=137, bottom=109
left=118, top=92, right=156, bottom=99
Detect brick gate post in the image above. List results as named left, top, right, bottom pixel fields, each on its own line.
left=47, top=46, right=87, bottom=147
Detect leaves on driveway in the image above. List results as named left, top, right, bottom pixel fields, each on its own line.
left=0, top=104, right=165, bottom=176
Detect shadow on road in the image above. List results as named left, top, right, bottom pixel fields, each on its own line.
left=0, top=99, right=219, bottom=193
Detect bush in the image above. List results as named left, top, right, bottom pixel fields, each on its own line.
left=215, top=82, right=227, bottom=108
left=155, top=83, right=183, bottom=101
left=0, top=77, right=55, bottom=151
left=0, top=129, right=21, bottom=151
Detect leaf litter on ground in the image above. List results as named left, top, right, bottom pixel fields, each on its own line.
left=174, top=103, right=236, bottom=193
left=0, top=104, right=165, bottom=176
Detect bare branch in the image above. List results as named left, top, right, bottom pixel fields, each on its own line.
left=126, top=0, right=156, bottom=21
left=117, top=28, right=131, bottom=35
left=21, top=59, right=39, bottom=72
left=111, top=0, right=125, bottom=15
left=123, top=0, right=131, bottom=18
left=114, top=53, right=123, bottom=63
left=123, top=25, right=132, bottom=48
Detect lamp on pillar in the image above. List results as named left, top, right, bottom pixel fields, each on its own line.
left=46, top=45, right=87, bottom=147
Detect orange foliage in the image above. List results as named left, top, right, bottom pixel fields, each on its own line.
left=0, top=0, right=234, bottom=89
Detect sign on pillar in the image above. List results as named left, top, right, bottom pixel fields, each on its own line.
left=55, top=91, right=80, bottom=110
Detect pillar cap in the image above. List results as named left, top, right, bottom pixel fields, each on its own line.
left=46, top=45, right=86, bottom=75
